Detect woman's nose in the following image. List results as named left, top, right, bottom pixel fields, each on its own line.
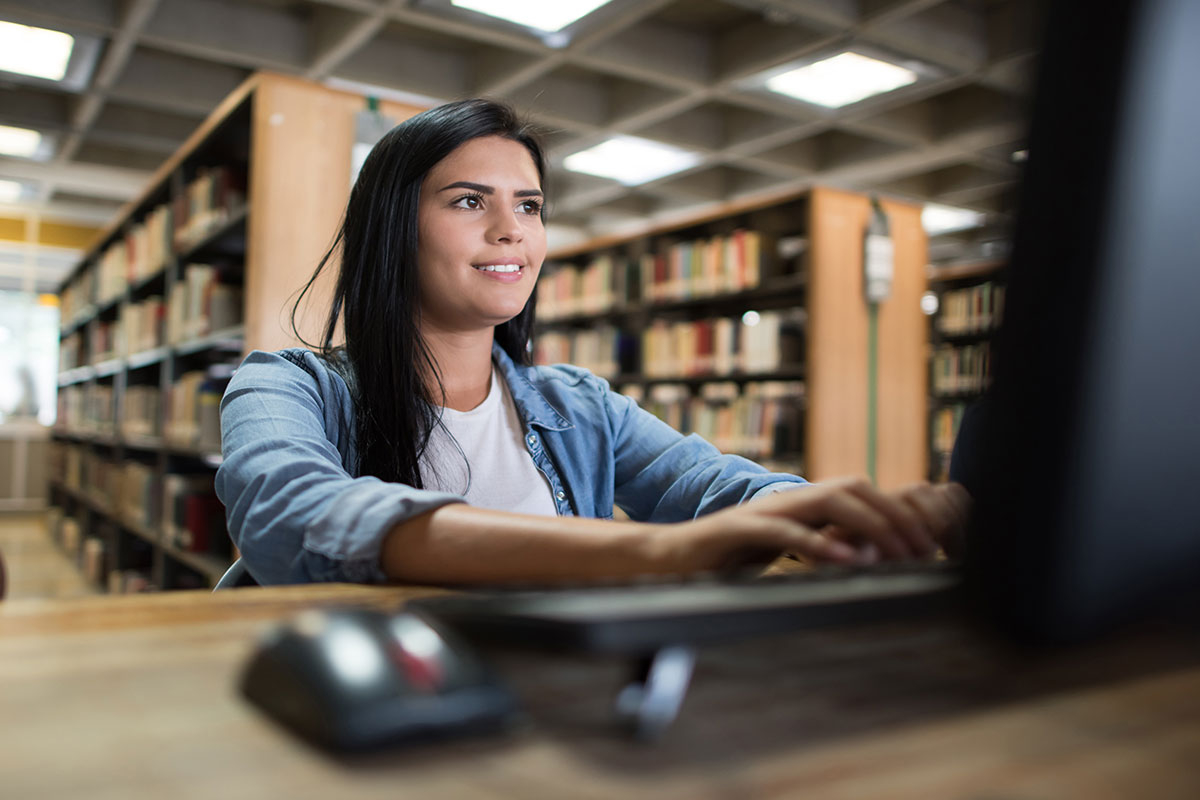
left=487, top=207, right=523, bottom=243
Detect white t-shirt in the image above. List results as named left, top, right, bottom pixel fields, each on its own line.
left=419, top=368, right=559, bottom=516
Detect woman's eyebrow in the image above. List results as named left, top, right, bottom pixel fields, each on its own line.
left=438, top=180, right=543, bottom=198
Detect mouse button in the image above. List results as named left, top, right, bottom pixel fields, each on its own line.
left=386, top=613, right=492, bottom=692
left=312, top=614, right=408, bottom=700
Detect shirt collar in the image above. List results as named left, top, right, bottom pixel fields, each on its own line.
left=491, top=341, right=574, bottom=432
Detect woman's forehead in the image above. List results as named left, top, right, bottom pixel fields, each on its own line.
left=427, top=136, right=541, bottom=187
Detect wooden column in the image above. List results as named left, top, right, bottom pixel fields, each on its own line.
left=806, top=187, right=928, bottom=488
left=244, top=73, right=422, bottom=353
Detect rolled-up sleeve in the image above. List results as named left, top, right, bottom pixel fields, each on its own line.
left=214, top=350, right=464, bottom=585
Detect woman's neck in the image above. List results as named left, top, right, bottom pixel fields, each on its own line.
left=421, top=327, right=495, bottom=412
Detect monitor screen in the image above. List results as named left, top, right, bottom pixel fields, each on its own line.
left=965, top=0, right=1200, bottom=641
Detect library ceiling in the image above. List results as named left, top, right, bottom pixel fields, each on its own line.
left=0, top=0, right=1034, bottom=266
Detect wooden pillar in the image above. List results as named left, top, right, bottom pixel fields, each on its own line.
left=806, top=186, right=928, bottom=488
left=244, top=73, right=423, bottom=353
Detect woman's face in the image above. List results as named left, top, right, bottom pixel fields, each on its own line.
left=416, top=135, right=546, bottom=337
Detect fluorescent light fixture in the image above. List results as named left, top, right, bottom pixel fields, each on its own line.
left=0, top=21, right=75, bottom=81
left=451, top=0, right=613, bottom=32
left=0, top=125, right=42, bottom=158
left=922, top=203, right=986, bottom=236
left=0, top=179, right=24, bottom=203
left=564, top=136, right=703, bottom=186
left=765, top=51, right=917, bottom=108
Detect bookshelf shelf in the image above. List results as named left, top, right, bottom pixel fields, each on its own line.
left=176, top=205, right=248, bottom=264
left=613, top=368, right=807, bottom=388
left=927, top=258, right=1005, bottom=283
left=93, top=358, right=123, bottom=378
left=122, top=436, right=165, bottom=453
left=164, top=546, right=230, bottom=584
left=130, top=267, right=168, bottom=297
left=933, top=327, right=1000, bottom=344
left=927, top=259, right=1007, bottom=482
left=57, top=366, right=95, bottom=387
left=175, top=325, right=245, bottom=357
left=537, top=186, right=929, bottom=487
left=128, top=346, right=170, bottom=370
left=539, top=275, right=809, bottom=327
left=118, top=518, right=160, bottom=549
left=51, top=72, right=425, bottom=593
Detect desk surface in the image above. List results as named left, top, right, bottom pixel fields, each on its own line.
left=2, top=583, right=1199, bottom=800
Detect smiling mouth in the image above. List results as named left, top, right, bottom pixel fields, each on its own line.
left=473, top=264, right=522, bottom=273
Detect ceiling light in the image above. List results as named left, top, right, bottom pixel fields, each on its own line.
left=564, top=136, right=703, bottom=186
left=765, top=52, right=917, bottom=108
left=0, top=21, right=75, bottom=81
left=922, top=203, right=986, bottom=236
left=451, top=0, right=613, bottom=32
left=0, top=125, right=42, bottom=158
left=0, top=180, right=25, bottom=203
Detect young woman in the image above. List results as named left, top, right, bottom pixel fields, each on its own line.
left=215, top=99, right=968, bottom=586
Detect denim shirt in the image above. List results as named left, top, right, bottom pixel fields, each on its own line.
left=215, top=343, right=808, bottom=585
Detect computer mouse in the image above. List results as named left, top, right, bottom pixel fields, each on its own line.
left=240, top=606, right=519, bottom=751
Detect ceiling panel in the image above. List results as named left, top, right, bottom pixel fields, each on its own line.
left=0, top=0, right=1039, bottom=267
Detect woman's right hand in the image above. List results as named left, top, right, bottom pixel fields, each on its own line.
left=643, top=477, right=972, bottom=574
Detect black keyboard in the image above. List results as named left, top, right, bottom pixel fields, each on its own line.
left=409, top=561, right=962, bottom=655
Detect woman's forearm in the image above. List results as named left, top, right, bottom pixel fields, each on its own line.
left=378, top=479, right=971, bottom=586
left=380, top=503, right=666, bottom=585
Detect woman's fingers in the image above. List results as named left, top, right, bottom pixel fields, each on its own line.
left=896, top=482, right=972, bottom=545
left=813, top=487, right=915, bottom=559
left=709, top=478, right=975, bottom=571
left=844, top=480, right=939, bottom=557
left=760, top=479, right=935, bottom=559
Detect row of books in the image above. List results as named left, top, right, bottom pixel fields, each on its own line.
left=619, top=380, right=805, bottom=461
left=534, top=310, right=805, bottom=380
left=55, top=364, right=232, bottom=451
left=60, top=271, right=95, bottom=327
left=932, top=402, right=968, bottom=457
left=61, top=265, right=242, bottom=368
left=166, top=263, right=242, bottom=343
left=50, top=445, right=231, bottom=558
left=97, top=205, right=172, bottom=304
left=174, top=166, right=245, bottom=251
left=937, top=282, right=1006, bottom=336
left=538, top=229, right=771, bottom=320
left=57, top=384, right=115, bottom=436
left=59, top=331, right=83, bottom=372
left=164, top=366, right=231, bottom=452
left=65, top=165, right=246, bottom=313
left=931, top=343, right=992, bottom=396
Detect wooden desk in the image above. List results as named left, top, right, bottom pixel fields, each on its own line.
left=2, top=584, right=1199, bottom=799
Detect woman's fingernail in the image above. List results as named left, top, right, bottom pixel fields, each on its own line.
left=830, top=541, right=857, bottom=560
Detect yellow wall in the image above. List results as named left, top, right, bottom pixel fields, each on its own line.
left=0, top=216, right=102, bottom=248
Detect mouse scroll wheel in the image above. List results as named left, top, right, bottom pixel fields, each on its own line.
left=388, top=643, right=444, bottom=692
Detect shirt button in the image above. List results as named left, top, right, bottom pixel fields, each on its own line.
left=555, top=490, right=566, bottom=501
left=526, top=433, right=538, bottom=447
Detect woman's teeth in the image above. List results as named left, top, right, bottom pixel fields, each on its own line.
left=475, top=264, right=521, bottom=273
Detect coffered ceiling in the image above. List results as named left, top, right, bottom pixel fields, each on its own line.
left=0, top=0, right=1038, bottom=288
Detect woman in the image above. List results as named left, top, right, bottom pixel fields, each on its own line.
left=216, top=99, right=968, bottom=586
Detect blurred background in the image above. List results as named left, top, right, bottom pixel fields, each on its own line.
left=0, top=0, right=1036, bottom=597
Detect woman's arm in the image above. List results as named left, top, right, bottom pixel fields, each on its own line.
left=381, top=477, right=971, bottom=585
left=216, top=350, right=465, bottom=584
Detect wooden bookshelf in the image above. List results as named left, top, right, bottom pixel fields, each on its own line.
left=926, top=258, right=1007, bottom=482
left=538, top=186, right=929, bottom=488
left=50, top=72, right=424, bottom=592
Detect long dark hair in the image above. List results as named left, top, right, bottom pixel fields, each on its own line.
left=292, top=99, right=546, bottom=487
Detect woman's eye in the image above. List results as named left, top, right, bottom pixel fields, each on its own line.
left=519, top=199, right=543, bottom=215
left=454, top=194, right=483, bottom=209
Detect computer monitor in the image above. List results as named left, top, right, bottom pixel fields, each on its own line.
left=965, top=0, right=1200, bottom=642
